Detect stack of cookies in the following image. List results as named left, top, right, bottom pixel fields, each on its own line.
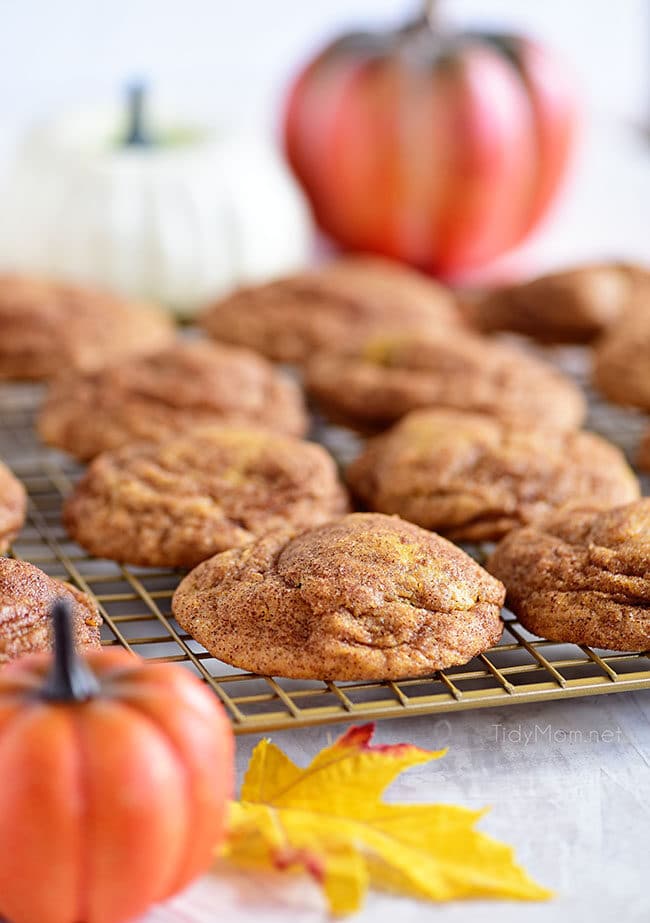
left=1, top=257, right=649, bottom=680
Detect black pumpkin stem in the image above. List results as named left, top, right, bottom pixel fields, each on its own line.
left=123, top=81, right=153, bottom=147
left=41, top=599, right=101, bottom=702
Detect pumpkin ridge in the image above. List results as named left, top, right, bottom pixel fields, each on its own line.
left=112, top=696, right=196, bottom=898
left=68, top=708, right=91, bottom=923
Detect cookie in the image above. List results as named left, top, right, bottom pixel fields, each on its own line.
left=64, top=425, right=349, bottom=568
left=0, top=273, right=175, bottom=379
left=636, top=429, right=650, bottom=472
left=39, top=340, right=309, bottom=461
left=199, top=255, right=459, bottom=364
left=306, top=330, right=586, bottom=432
left=347, top=409, right=639, bottom=542
left=0, top=557, right=102, bottom=664
left=0, top=462, right=26, bottom=554
left=467, top=262, right=650, bottom=344
left=487, top=500, right=650, bottom=650
left=593, top=309, right=650, bottom=410
left=172, top=512, right=505, bottom=680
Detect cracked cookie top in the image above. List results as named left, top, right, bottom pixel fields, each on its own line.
left=306, top=330, right=586, bottom=432
left=0, top=557, right=102, bottom=664
left=347, top=409, right=639, bottom=542
left=172, top=512, right=505, bottom=680
left=199, top=256, right=459, bottom=364
left=0, top=461, right=26, bottom=554
left=64, top=425, right=349, bottom=568
left=38, top=339, right=309, bottom=461
left=0, top=273, right=175, bottom=379
left=487, top=500, right=650, bottom=650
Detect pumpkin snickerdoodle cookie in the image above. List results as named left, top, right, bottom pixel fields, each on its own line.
left=0, top=557, right=102, bottom=664
left=306, top=330, right=586, bottom=432
left=593, top=309, right=650, bottom=411
left=64, top=425, right=349, bottom=568
left=467, top=262, right=650, bottom=344
left=172, top=512, right=506, bottom=680
left=199, top=255, right=459, bottom=364
left=487, top=500, right=650, bottom=651
left=0, top=273, right=174, bottom=379
left=347, top=409, right=639, bottom=542
left=38, top=340, right=308, bottom=461
left=0, top=461, right=26, bottom=554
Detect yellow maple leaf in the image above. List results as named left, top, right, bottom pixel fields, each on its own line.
left=222, top=723, right=552, bottom=915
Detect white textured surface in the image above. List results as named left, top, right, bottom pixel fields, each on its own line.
left=145, top=693, right=650, bottom=923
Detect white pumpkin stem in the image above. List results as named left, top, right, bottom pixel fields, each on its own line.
left=424, top=0, right=439, bottom=31
left=124, top=81, right=152, bottom=147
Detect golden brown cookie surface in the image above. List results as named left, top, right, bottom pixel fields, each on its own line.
left=172, top=512, right=505, bottom=680
left=0, top=461, right=26, bottom=554
left=487, top=500, right=650, bottom=650
left=306, top=331, right=586, bottom=432
left=200, top=256, right=459, bottom=364
left=347, top=409, right=639, bottom=542
left=0, top=273, right=175, bottom=379
left=467, top=262, right=650, bottom=344
left=39, top=340, right=309, bottom=461
left=0, top=557, right=102, bottom=664
left=64, top=425, right=349, bottom=568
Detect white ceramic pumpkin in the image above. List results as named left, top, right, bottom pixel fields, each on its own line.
left=0, top=96, right=314, bottom=317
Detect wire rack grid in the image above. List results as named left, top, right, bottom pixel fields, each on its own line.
left=2, top=363, right=650, bottom=736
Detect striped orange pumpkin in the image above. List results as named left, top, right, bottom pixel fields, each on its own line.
left=285, top=10, right=576, bottom=277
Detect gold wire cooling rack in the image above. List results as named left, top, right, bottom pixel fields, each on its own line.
left=2, top=363, right=650, bottom=736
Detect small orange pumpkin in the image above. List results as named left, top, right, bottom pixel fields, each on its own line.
left=0, top=600, right=234, bottom=923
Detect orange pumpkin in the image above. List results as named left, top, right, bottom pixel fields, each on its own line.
left=0, top=600, right=234, bottom=923
left=284, top=4, right=576, bottom=277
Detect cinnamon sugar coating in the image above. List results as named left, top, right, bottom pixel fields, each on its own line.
left=306, top=331, right=586, bottom=432
left=0, top=273, right=174, bottom=379
left=200, top=256, right=459, bottom=364
left=0, top=461, right=26, bottom=553
left=64, top=425, right=348, bottom=568
left=0, top=557, right=102, bottom=664
left=172, top=512, right=505, bottom=680
left=348, top=409, right=639, bottom=542
left=594, top=309, right=650, bottom=410
left=467, top=262, right=650, bottom=343
left=487, top=501, right=650, bottom=650
left=39, top=340, right=308, bottom=461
